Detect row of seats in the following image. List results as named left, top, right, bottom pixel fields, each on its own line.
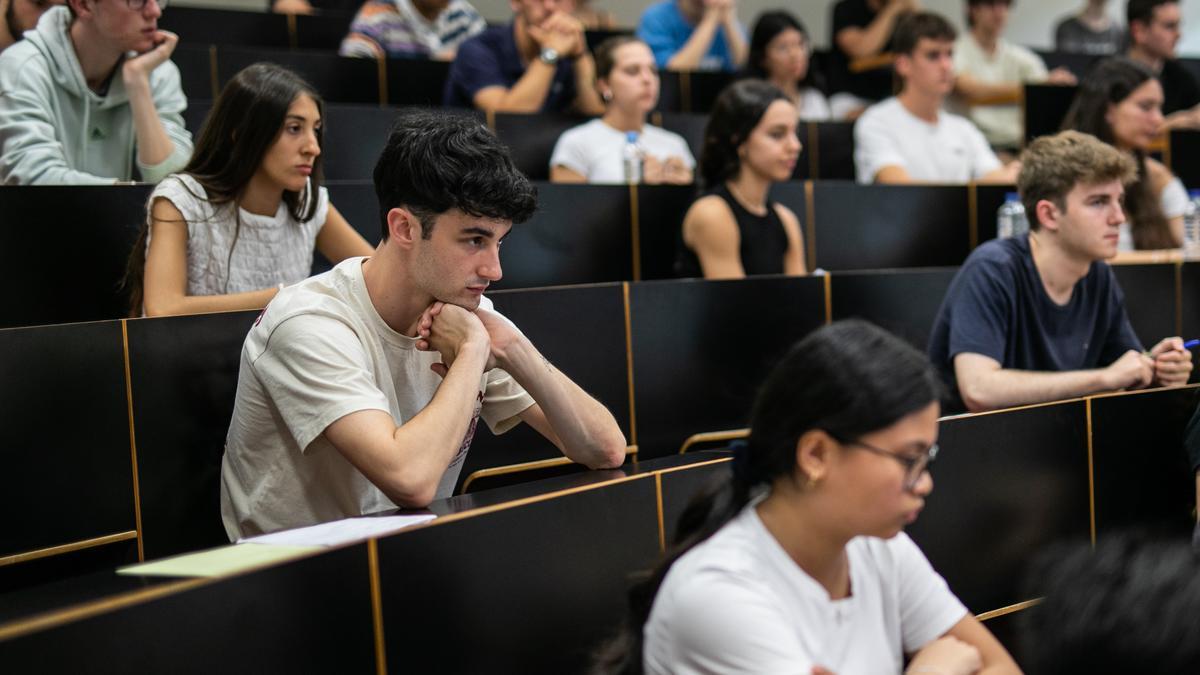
left=0, top=182, right=1040, bottom=330
left=2, top=264, right=1198, bottom=583
left=2, top=383, right=1196, bottom=670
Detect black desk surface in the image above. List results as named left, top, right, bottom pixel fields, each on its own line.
left=0, top=451, right=729, bottom=629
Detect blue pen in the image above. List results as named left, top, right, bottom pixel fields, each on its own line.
left=1186, top=339, right=1200, bottom=350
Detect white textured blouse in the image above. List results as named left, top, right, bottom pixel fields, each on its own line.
left=147, top=173, right=328, bottom=296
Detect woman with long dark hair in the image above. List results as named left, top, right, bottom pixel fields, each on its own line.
left=127, top=63, right=373, bottom=316
left=596, top=320, right=1020, bottom=675
left=1062, top=56, right=1187, bottom=251
left=746, top=10, right=831, bottom=120
left=676, top=79, right=805, bottom=279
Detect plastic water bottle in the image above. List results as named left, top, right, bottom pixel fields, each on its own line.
left=1184, top=189, right=1200, bottom=258
left=622, top=131, right=643, bottom=184
left=996, top=192, right=1028, bottom=239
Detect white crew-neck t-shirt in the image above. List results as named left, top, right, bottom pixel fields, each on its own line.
left=854, top=97, right=1001, bottom=184
left=220, top=257, right=534, bottom=540
left=550, top=119, right=695, bottom=184
left=644, top=505, right=967, bottom=674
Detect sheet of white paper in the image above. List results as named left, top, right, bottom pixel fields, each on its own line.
left=239, top=514, right=438, bottom=548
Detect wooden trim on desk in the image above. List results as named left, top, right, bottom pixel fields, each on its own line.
left=0, top=531, right=138, bottom=568
left=806, top=122, right=819, bottom=179
left=823, top=273, right=832, bottom=325
left=1086, top=397, right=1097, bottom=547
left=1084, top=382, right=1200, bottom=402
left=285, top=13, right=298, bottom=49
left=630, top=184, right=642, bottom=281
left=623, top=282, right=638, bottom=445
left=368, top=539, right=387, bottom=675
left=121, top=320, right=145, bottom=562
left=376, top=57, right=388, bottom=106
left=679, top=71, right=692, bottom=113
left=804, top=180, right=816, bottom=272
left=938, top=396, right=1084, bottom=421
left=654, top=473, right=666, bottom=553
left=849, top=52, right=894, bottom=74
left=967, top=183, right=979, bottom=249
left=678, top=428, right=749, bottom=455
left=976, top=598, right=1042, bottom=622
left=459, top=456, right=577, bottom=494
left=1176, top=260, right=1184, bottom=337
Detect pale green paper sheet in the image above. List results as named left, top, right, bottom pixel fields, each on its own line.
left=117, top=544, right=322, bottom=578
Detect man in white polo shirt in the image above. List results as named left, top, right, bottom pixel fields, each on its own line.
left=853, top=11, right=1019, bottom=184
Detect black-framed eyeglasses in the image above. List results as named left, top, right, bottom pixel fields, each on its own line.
left=125, top=0, right=167, bottom=12
left=843, top=439, right=938, bottom=491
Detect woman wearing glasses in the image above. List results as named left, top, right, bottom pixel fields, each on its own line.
left=596, top=320, right=1019, bottom=675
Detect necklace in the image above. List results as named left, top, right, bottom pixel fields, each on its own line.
left=726, top=180, right=768, bottom=216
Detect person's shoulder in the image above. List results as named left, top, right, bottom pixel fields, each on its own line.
left=964, top=236, right=1026, bottom=273
left=0, top=40, right=51, bottom=88
left=1145, top=156, right=1176, bottom=190
left=643, top=122, right=688, bottom=146
left=856, top=97, right=900, bottom=125
left=462, top=23, right=507, bottom=50
left=687, top=193, right=734, bottom=221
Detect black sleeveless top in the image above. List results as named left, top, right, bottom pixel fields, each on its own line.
left=676, top=184, right=790, bottom=278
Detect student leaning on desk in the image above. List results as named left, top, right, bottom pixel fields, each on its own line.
left=928, top=129, right=1193, bottom=414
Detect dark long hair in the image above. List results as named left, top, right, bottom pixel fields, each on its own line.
left=123, top=63, right=326, bottom=313
left=593, top=319, right=942, bottom=674
left=699, top=79, right=789, bottom=188
left=1061, top=57, right=1176, bottom=250
left=746, top=10, right=822, bottom=91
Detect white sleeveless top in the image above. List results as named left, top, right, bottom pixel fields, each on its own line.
left=146, top=173, right=329, bottom=296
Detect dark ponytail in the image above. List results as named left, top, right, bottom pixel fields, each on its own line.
left=592, top=319, right=942, bottom=674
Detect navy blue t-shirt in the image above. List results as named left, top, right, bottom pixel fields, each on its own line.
left=927, top=235, right=1143, bottom=412
left=442, top=24, right=577, bottom=112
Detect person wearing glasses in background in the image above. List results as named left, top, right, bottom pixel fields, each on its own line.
left=0, top=0, right=191, bottom=184
left=594, top=320, right=1020, bottom=675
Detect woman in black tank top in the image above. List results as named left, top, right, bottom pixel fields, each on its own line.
left=677, top=80, right=808, bottom=279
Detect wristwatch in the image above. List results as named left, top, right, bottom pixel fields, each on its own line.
left=539, top=47, right=560, bottom=66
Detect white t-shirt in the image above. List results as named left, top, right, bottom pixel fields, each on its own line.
left=854, top=97, right=1002, bottom=184
left=220, top=257, right=534, bottom=540
left=797, top=87, right=833, bottom=121
left=952, top=35, right=1048, bottom=148
left=1118, top=176, right=1189, bottom=251
left=147, top=173, right=329, bottom=296
left=644, top=505, right=967, bottom=674
left=549, top=119, right=695, bottom=184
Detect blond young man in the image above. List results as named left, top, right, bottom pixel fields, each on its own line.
left=928, top=130, right=1193, bottom=413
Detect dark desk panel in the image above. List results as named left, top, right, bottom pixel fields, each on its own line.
left=810, top=182, right=970, bottom=271
left=325, top=180, right=382, bottom=248
left=1033, top=50, right=1100, bottom=79
left=322, top=104, right=400, bottom=181
left=174, top=44, right=217, bottom=102
left=492, top=183, right=633, bottom=289
left=0, top=544, right=375, bottom=674
left=656, top=111, right=707, bottom=170
left=459, top=283, right=632, bottom=484
left=812, top=122, right=855, bottom=181
left=1183, top=262, right=1200, bottom=342
left=829, top=267, right=958, bottom=350
left=294, top=11, right=356, bottom=50
left=1023, top=83, right=1077, bottom=144
left=0, top=185, right=150, bottom=328
left=0, top=322, right=135, bottom=558
left=1110, top=263, right=1178, bottom=344
left=216, top=46, right=381, bottom=105
left=378, top=476, right=660, bottom=673
left=629, top=276, right=826, bottom=458
left=910, top=401, right=1091, bottom=614
left=1170, top=129, right=1200, bottom=190
left=657, top=71, right=734, bottom=114
left=493, top=112, right=592, bottom=181
left=1090, top=386, right=1199, bottom=538
left=636, top=184, right=696, bottom=281
left=126, top=311, right=259, bottom=559
left=160, top=7, right=290, bottom=49
left=973, top=183, right=1015, bottom=244
left=660, top=457, right=730, bottom=545
left=385, top=58, right=452, bottom=106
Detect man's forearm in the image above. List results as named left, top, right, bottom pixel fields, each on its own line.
left=666, top=15, right=720, bottom=70
left=501, top=338, right=625, bottom=468
left=126, top=76, right=175, bottom=167
left=490, top=61, right=557, bottom=113
left=959, top=368, right=1110, bottom=412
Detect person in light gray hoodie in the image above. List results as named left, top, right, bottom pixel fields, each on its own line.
left=0, top=0, right=191, bottom=184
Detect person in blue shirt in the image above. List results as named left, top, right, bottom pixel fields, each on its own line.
left=443, top=0, right=603, bottom=114
left=927, top=130, right=1193, bottom=414
left=636, top=0, right=746, bottom=72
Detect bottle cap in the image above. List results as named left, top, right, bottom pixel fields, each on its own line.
left=625, top=131, right=639, bottom=143
left=1005, top=192, right=1020, bottom=201
left=1190, top=189, right=1200, bottom=199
